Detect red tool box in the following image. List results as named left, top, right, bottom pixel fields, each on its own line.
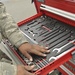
left=5, top=0, right=75, bottom=75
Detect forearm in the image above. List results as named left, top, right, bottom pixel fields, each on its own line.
left=1, top=14, right=28, bottom=47
left=0, top=3, right=28, bottom=48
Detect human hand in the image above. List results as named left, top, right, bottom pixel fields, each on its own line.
left=17, top=65, right=36, bottom=75
left=19, top=43, right=50, bottom=61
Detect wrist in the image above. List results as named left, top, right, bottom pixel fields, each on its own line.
left=18, top=42, right=32, bottom=52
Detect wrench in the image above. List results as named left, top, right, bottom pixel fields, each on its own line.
left=52, top=39, right=75, bottom=53
left=49, top=46, right=75, bottom=61
left=49, top=57, right=56, bottom=61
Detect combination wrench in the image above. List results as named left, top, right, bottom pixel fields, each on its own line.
left=52, top=39, right=75, bottom=53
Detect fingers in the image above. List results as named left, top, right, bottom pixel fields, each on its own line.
left=17, top=65, right=36, bottom=75
left=31, top=49, right=47, bottom=57
left=40, top=48, right=50, bottom=53
left=19, top=44, right=50, bottom=61
left=37, top=45, right=50, bottom=53
left=23, top=51, right=33, bottom=61
left=23, top=65, right=36, bottom=75
left=32, top=45, right=50, bottom=54
left=40, top=45, right=48, bottom=49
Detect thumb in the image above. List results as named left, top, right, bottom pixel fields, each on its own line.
left=24, top=65, right=35, bottom=71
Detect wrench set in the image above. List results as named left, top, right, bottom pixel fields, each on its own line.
left=16, top=15, right=75, bottom=71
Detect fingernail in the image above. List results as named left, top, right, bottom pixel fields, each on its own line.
left=45, top=47, right=48, bottom=49
left=47, top=50, right=50, bottom=52
left=43, top=54, right=47, bottom=56
left=30, top=58, right=33, bottom=61
left=31, top=65, right=35, bottom=68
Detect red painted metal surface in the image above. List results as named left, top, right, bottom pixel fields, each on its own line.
left=18, top=0, right=75, bottom=27
left=35, top=48, right=75, bottom=75
left=34, top=0, right=75, bottom=27
left=44, top=11, right=75, bottom=27
left=18, top=12, right=43, bottom=26
left=34, top=0, right=75, bottom=13
left=45, top=0, right=75, bottom=13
